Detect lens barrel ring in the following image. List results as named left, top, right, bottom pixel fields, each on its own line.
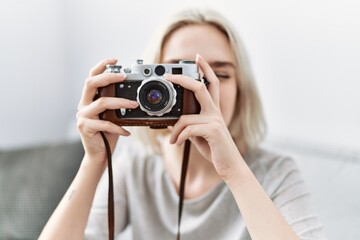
left=136, top=77, right=177, bottom=116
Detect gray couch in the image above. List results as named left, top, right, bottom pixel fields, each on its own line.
left=264, top=140, right=360, bottom=240
left=0, top=140, right=84, bottom=239
left=0, top=139, right=359, bottom=239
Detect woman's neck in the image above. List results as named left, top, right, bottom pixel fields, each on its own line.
left=160, top=134, right=223, bottom=199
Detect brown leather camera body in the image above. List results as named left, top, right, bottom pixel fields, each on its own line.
left=98, top=83, right=200, bottom=129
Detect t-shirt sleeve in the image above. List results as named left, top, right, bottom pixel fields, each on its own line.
left=84, top=145, right=130, bottom=239
left=263, top=157, right=328, bottom=240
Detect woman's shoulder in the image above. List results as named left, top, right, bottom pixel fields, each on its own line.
left=245, top=146, right=297, bottom=171
left=244, top=147, right=303, bottom=195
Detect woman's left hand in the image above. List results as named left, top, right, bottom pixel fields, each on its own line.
left=166, top=54, right=243, bottom=180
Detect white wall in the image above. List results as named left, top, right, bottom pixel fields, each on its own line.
left=1, top=0, right=359, bottom=150
left=0, top=0, right=68, bottom=147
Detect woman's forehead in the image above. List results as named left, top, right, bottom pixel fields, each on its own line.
left=161, top=24, right=236, bottom=64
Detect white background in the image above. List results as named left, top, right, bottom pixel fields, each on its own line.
left=1, top=0, right=359, bottom=150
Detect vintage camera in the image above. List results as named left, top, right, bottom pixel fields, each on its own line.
left=98, top=59, right=202, bottom=128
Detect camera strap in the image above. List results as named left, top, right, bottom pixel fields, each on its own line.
left=101, top=132, right=190, bottom=240
left=177, top=139, right=191, bottom=240
left=100, top=131, right=115, bottom=240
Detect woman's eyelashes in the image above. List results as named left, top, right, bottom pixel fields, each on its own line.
left=215, top=72, right=231, bottom=80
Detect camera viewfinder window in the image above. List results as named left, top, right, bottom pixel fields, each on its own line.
left=172, top=68, right=182, bottom=75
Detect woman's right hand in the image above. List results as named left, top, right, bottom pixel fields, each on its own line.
left=76, top=59, right=139, bottom=166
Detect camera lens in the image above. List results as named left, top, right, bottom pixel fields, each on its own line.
left=137, top=78, right=177, bottom=116
left=155, top=65, right=166, bottom=76
left=146, top=89, right=163, bottom=105
left=139, top=81, right=169, bottom=112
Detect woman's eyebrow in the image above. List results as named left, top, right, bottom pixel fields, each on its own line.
left=209, top=61, right=235, bottom=69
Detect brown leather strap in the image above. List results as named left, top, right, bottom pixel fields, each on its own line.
left=100, top=131, right=115, bottom=240
left=101, top=133, right=190, bottom=240
left=177, top=139, right=191, bottom=240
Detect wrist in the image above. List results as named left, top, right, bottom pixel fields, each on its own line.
left=222, top=158, right=252, bottom=190
left=82, top=153, right=108, bottom=172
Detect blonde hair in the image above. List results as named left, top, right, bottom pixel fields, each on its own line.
left=132, top=8, right=266, bottom=155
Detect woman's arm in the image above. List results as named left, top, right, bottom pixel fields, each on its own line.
left=167, top=54, right=300, bottom=240
left=39, top=155, right=106, bottom=240
left=224, top=157, right=300, bottom=240
left=39, top=59, right=138, bottom=239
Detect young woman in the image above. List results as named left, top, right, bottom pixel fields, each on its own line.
left=40, top=8, right=327, bottom=240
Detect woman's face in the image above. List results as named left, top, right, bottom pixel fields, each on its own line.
left=161, top=24, right=238, bottom=126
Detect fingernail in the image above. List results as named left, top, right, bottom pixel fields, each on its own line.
left=196, top=54, right=202, bottom=61
left=131, top=101, right=139, bottom=107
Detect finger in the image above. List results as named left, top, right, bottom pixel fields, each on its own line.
left=164, top=74, right=215, bottom=112
left=175, top=124, right=210, bottom=146
left=89, top=58, right=118, bottom=77
left=79, top=73, right=127, bottom=109
left=78, top=118, right=130, bottom=137
left=170, top=115, right=213, bottom=144
left=78, top=97, right=138, bottom=118
left=196, top=54, right=220, bottom=108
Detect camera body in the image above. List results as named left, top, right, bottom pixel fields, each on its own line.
left=98, top=60, right=202, bottom=128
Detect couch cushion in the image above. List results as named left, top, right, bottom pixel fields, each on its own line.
left=0, top=140, right=84, bottom=240
left=264, top=139, right=360, bottom=240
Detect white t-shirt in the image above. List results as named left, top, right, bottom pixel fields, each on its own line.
left=85, top=140, right=327, bottom=240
